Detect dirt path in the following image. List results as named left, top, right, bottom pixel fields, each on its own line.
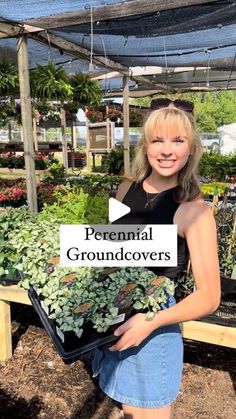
left=0, top=303, right=235, bottom=419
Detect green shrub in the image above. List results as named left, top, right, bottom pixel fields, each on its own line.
left=42, top=162, right=66, bottom=182
left=199, top=152, right=236, bottom=181
left=102, top=147, right=124, bottom=175
left=102, top=146, right=136, bottom=175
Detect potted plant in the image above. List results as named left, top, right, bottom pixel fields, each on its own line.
left=102, top=147, right=124, bottom=175
left=32, top=101, right=61, bottom=124
left=129, top=110, right=144, bottom=127
left=106, top=108, right=123, bottom=122
left=30, top=62, right=73, bottom=164
left=85, top=108, right=97, bottom=123
left=70, top=72, right=103, bottom=109
left=0, top=60, right=18, bottom=96
left=0, top=99, right=18, bottom=128
left=30, top=62, right=73, bottom=103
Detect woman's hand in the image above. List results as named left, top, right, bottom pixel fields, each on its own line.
left=109, top=312, right=157, bottom=352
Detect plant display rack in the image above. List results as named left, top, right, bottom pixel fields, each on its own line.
left=67, top=152, right=87, bottom=168
left=1, top=284, right=236, bottom=364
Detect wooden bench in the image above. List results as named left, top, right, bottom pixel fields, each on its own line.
left=1, top=284, right=236, bottom=363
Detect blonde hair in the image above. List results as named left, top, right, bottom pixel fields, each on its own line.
left=131, top=107, right=203, bottom=202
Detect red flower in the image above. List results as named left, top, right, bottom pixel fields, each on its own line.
left=0, top=192, right=7, bottom=202
left=9, top=187, right=26, bottom=201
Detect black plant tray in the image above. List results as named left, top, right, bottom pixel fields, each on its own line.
left=28, top=287, right=131, bottom=364
left=0, top=269, right=22, bottom=286
left=198, top=310, right=236, bottom=328
left=197, top=277, right=236, bottom=328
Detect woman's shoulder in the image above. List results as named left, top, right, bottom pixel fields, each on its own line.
left=116, top=178, right=134, bottom=202
left=182, top=196, right=208, bottom=210
left=180, top=197, right=213, bottom=220
left=175, top=197, right=214, bottom=237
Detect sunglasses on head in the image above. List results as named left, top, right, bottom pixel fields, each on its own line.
left=150, top=98, right=194, bottom=114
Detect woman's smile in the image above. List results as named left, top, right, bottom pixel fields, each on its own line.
left=157, top=159, right=177, bottom=168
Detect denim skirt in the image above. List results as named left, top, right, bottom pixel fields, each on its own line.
left=92, top=296, right=183, bottom=408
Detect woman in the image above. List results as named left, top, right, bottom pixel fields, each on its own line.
left=92, top=99, right=220, bottom=419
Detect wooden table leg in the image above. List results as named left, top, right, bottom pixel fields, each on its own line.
left=92, top=153, right=96, bottom=171
left=0, top=299, right=12, bottom=363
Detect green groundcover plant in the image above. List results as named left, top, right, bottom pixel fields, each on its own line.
left=0, top=206, right=36, bottom=279
left=3, top=210, right=174, bottom=337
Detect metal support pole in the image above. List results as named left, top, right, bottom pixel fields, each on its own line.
left=17, top=34, right=38, bottom=212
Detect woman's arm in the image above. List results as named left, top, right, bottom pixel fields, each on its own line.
left=109, top=200, right=221, bottom=351
left=155, top=200, right=221, bottom=325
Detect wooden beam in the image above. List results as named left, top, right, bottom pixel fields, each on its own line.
left=30, top=32, right=171, bottom=92
left=105, top=88, right=172, bottom=97
left=182, top=320, right=236, bottom=349
left=31, top=32, right=129, bottom=73
left=123, top=75, right=130, bottom=177
left=25, top=0, right=217, bottom=30
left=0, top=22, right=22, bottom=38
left=0, top=300, right=12, bottom=363
left=0, top=285, right=31, bottom=305
left=0, top=21, right=43, bottom=38
left=17, top=34, right=38, bottom=212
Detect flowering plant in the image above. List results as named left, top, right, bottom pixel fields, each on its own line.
left=106, top=108, right=123, bottom=122
left=32, top=102, right=61, bottom=123
left=0, top=186, right=26, bottom=207
left=0, top=153, right=25, bottom=169
left=0, top=152, right=53, bottom=170
left=0, top=180, right=58, bottom=208
left=85, top=108, right=97, bottom=123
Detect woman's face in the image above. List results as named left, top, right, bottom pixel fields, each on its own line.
left=146, top=122, right=191, bottom=179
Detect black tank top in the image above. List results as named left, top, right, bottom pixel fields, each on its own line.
left=113, top=181, right=189, bottom=284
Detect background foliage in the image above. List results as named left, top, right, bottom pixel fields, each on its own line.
left=131, top=91, right=236, bottom=133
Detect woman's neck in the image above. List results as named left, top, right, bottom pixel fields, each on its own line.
left=144, top=172, right=178, bottom=193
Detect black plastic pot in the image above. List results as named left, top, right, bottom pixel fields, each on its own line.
left=28, top=287, right=134, bottom=364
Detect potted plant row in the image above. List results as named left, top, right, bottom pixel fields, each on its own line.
left=200, top=193, right=236, bottom=326
left=176, top=190, right=236, bottom=327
